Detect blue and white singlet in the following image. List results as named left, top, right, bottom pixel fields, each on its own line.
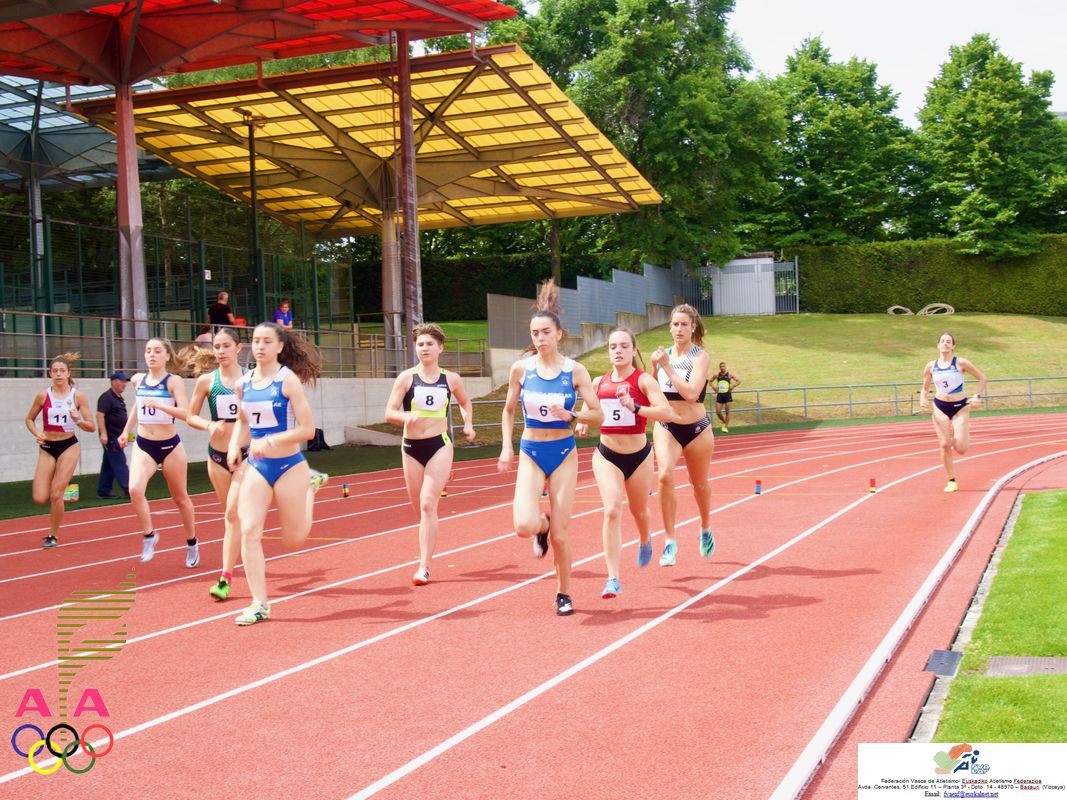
left=931, top=357, right=965, bottom=396
left=239, top=366, right=295, bottom=438
left=520, top=356, right=576, bottom=430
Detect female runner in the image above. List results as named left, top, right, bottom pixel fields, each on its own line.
left=25, top=353, right=96, bottom=548
left=575, top=329, right=674, bottom=598
left=118, top=338, right=198, bottom=567
left=227, top=322, right=328, bottom=626
left=651, top=304, right=715, bottom=566
left=184, top=328, right=249, bottom=600
left=920, top=332, right=988, bottom=492
left=498, top=280, right=602, bottom=616
left=384, top=323, right=476, bottom=586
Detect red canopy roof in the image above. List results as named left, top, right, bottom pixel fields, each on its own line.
left=0, top=0, right=515, bottom=85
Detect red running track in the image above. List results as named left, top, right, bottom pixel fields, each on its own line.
left=1, top=413, right=1065, bottom=799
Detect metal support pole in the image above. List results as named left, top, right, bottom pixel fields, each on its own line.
left=115, top=81, right=149, bottom=367
left=239, top=109, right=266, bottom=325
left=396, top=31, right=423, bottom=362
left=311, top=256, right=321, bottom=345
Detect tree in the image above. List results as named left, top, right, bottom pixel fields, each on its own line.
left=917, top=34, right=1066, bottom=259
left=752, top=38, right=915, bottom=247
left=564, top=0, right=783, bottom=267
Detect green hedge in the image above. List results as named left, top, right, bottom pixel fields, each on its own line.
left=354, top=253, right=612, bottom=320
left=785, top=235, right=1067, bottom=315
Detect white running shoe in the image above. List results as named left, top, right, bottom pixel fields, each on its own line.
left=140, top=532, right=159, bottom=563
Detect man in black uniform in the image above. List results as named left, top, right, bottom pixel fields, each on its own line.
left=96, top=372, right=130, bottom=498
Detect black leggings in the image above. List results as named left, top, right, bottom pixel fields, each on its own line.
left=597, top=442, right=652, bottom=481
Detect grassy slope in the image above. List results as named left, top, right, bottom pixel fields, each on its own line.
left=935, top=490, right=1067, bottom=742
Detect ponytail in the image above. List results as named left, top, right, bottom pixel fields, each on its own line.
left=49, top=352, right=80, bottom=386
left=254, top=322, right=322, bottom=385
left=670, top=303, right=705, bottom=347
left=524, top=278, right=568, bottom=355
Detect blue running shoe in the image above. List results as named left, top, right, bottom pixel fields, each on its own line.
left=659, top=539, right=677, bottom=566
left=601, top=578, right=621, bottom=599
left=637, top=539, right=653, bottom=567
left=700, top=529, right=715, bottom=559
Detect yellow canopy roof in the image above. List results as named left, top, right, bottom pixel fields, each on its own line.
left=75, top=44, right=661, bottom=236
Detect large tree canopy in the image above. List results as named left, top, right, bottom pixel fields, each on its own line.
left=917, top=34, right=1067, bottom=259
left=751, top=37, right=914, bottom=247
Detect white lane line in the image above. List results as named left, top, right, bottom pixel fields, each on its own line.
left=0, top=431, right=919, bottom=677
left=768, top=447, right=1067, bottom=800
left=1, top=438, right=1058, bottom=786
left=0, top=428, right=938, bottom=621
left=344, top=438, right=1067, bottom=800
left=0, top=439, right=1054, bottom=785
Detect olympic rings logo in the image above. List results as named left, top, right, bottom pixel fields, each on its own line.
left=10, top=722, right=114, bottom=775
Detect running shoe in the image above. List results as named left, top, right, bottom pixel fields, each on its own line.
left=700, top=529, right=716, bottom=559
left=140, top=532, right=159, bottom=563
left=532, top=514, right=550, bottom=558
left=235, top=601, right=270, bottom=626
left=309, top=470, right=330, bottom=494
left=209, top=578, right=231, bottom=601
left=659, top=539, right=677, bottom=566
left=637, top=538, right=653, bottom=567
left=721, top=426, right=728, bottom=433
left=185, top=541, right=200, bottom=568
left=42, top=535, right=58, bottom=549
left=412, top=567, right=430, bottom=586
left=601, top=578, right=621, bottom=599
left=440, top=487, right=448, bottom=498
left=944, top=479, right=959, bottom=493
left=555, top=593, right=574, bottom=616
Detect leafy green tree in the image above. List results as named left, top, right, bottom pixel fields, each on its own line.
left=917, top=34, right=1066, bottom=259
left=753, top=37, right=915, bottom=247
left=565, top=0, right=783, bottom=267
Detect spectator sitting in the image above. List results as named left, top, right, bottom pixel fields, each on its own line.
left=195, top=325, right=214, bottom=347
left=272, top=299, right=294, bottom=329
left=208, top=291, right=236, bottom=328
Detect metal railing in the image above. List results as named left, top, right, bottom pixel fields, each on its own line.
left=441, top=376, right=1067, bottom=444
left=0, top=308, right=487, bottom=379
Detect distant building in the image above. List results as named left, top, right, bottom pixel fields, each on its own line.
left=1057, top=111, right=1067, bottom=120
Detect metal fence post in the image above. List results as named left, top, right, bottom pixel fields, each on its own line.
left=1028, top=379, right=1033, bottom=408
left=311, top=256, right=321, bottom=345
left=894, top=384, right=899, bottom=417
left=803, top=388, right=808, bottom=417
left=756, top=390, right=761, bottom=425
left=848, top=385, right=853, bottom=417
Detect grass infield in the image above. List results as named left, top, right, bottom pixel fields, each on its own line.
left=935, top=490, right=1067, bottom=742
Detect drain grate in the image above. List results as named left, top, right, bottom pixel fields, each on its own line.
left=986, top=656, right=1067, bottom=677
left=924, top=649, right=963, bottom=677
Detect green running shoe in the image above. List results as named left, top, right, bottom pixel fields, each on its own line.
left=309, top=470, right=330, bottom=494
left=209, top=578, right=231, bottom=601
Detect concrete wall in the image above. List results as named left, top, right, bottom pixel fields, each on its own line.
left=2, top=375, right=492, bottom=484
left=488, top=262, right=690, bottom=351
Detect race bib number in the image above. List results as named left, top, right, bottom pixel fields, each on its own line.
left=600, top=398, right=635, bottom=428
left=137, top=396, right=173, bottom=425
left=413, top=386, right=448, bottom=413
left=658, top=370, right=675, bottom=393
left=46, top=403, right=74, bottom=430
left=523, top=391, right=566, bottom=423
left=717, top=379, right=731, bottom=394
left=242, top=399, right=278, bottom=429
left=213, top=394, right=239, bottom=421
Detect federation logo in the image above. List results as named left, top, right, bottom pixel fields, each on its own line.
left=934, top=743, right=989, bottom=774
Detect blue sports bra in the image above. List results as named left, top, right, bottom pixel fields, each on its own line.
left=239, top=366, right=294, bottom=439
left=520, top=356, right=576, bottom=430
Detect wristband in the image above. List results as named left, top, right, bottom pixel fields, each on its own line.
left=570, top=409, right=578, bottom=420
left=633, top=402, right=642, bottom=416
